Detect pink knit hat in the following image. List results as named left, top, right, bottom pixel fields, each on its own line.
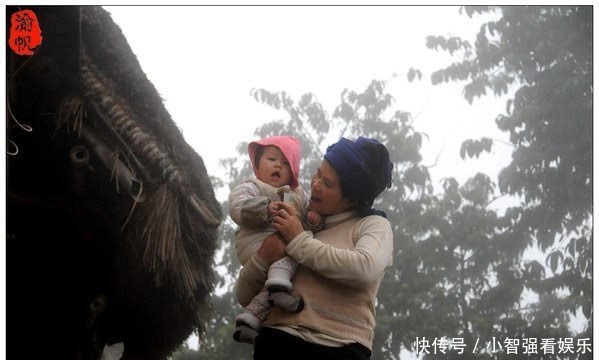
left=248, top=135, right=301, bottom=189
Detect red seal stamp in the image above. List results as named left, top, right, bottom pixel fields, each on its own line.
left=8, top=9, right=43, bottom=56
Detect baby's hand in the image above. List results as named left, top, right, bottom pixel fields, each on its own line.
left=306, top=210, right=322, bottom=226
left=267, top=201, right=280, bottom=217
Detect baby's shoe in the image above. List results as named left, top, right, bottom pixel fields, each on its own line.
left=268, top=290, right=304, bottom=313
left=233, top=312, right=261, bottom=345
left=233, top=324, right=259, bottom=345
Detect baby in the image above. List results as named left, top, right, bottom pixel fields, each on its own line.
left=229, top=135, right=322, bottom=344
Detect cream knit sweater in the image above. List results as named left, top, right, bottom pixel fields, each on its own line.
left=236, top=211, right=393, bottom=349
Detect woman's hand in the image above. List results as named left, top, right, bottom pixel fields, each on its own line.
left=271, top=201, right=305, bottom=243
left=257, top=232, right=287, bottom=264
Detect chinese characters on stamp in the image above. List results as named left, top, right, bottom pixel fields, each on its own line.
left=9, top=9, right=43, bottom=56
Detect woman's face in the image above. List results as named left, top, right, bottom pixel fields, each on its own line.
left=257, top=146, right=292, bottom=188
left=309, top=160, right=353, bottom=216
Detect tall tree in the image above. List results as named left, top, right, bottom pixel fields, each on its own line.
left=427, top=4, right=592, bottom=356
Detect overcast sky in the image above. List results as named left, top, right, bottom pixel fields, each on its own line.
left=104, top=5, right=513, bottom=202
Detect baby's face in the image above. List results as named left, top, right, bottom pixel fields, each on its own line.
left=257, top=146, right=292, bottom=188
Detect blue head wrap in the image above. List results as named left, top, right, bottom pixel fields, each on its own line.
left=324, top=137, right=393, bottom=218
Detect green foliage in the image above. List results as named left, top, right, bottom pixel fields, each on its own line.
left=407, top=67, right=423, bottom=82
left=460, top=137, right=493, bottom=159
left=427, top=4, right=592, bottom=356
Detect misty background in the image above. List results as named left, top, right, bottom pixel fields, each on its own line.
left=105, top=6, right=593, bottom=359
